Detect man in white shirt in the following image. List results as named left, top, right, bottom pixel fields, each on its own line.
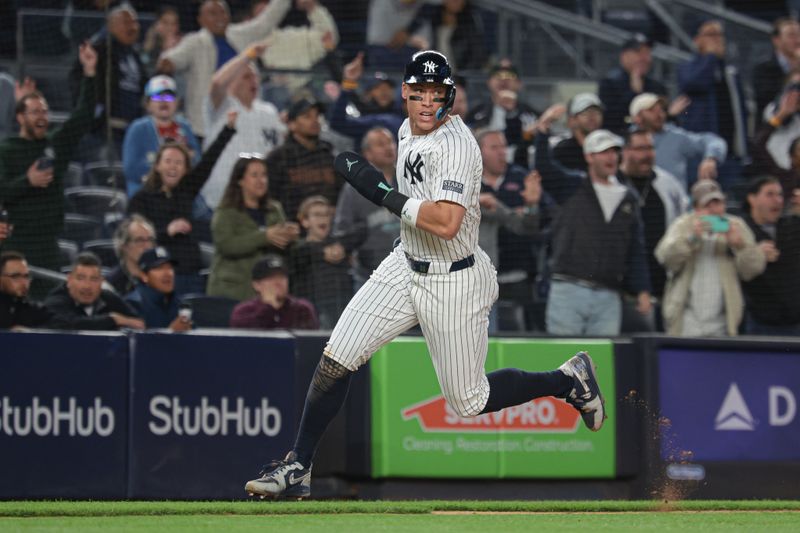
left=157, top=0, right=291, bottom=137
left=200, top=43, right=286, bottom=212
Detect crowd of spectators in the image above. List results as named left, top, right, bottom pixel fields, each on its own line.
left=1, top=1, right=800, bottom=338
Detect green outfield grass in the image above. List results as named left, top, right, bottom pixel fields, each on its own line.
left=0, top=501, right=798, bottom=532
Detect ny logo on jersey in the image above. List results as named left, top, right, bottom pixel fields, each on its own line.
left=423, top=61, right=437, bottom=74
left=404, top=152, right=425, bottom=185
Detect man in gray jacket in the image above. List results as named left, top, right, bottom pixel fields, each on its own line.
left=333, top=127, right=400, bottom=283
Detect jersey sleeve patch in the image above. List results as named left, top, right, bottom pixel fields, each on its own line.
left=442, top=180, right=464, bottom=194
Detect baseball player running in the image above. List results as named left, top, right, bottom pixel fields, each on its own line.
left=245, top=50, right=605, bottom=499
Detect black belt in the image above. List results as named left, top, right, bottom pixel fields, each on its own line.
left=405, top=253, right=475, bottom=274
left=551, top=273, right=608, bottom=291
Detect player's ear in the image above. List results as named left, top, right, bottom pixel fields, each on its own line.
left=401, top=83, right=409, bottom=101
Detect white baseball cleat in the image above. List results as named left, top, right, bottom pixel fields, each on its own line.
left=245, top=451, right=311, bottom=500
left=559, top=351, right=606, bottom=431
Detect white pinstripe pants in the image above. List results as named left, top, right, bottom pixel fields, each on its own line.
left=326, top=244, right=499, bottom=417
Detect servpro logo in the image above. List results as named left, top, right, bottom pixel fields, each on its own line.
left=401, top=395, right=580, bottom=433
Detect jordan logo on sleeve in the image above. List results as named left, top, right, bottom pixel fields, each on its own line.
left=404, top=153, right=425, bottom=185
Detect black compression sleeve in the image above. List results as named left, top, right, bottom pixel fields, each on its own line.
left=382, top=189, right=409, bottom=217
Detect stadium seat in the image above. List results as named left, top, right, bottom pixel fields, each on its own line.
left=64, top=162, right=84, bottom=188
left=82, top=239, right=118, bottom=268
left=199, top=242, right=215, bottom=269
left=57, top=239, right=78, bottom=271
left=61, top=213, right=104, bottom=245
left=64, top=187, right=127, bottom=225
left=84, top=161, right=125, bottom=190
left=179, top=294, right=239, bottom=328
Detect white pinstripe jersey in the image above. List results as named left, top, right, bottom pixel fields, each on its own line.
left=396, top=115, right=483, bottom=262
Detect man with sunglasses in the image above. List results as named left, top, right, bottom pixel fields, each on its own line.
left=0, top=251, right=53, bottom=329
left=123, top=75, right=202, bottom=197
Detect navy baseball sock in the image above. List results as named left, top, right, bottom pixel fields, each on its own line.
left=291, top=355, right=352, bottom=467
left=480, top=368, right=573, bottom=414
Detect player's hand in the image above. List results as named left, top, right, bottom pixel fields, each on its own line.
left=167, top=218, right=192, bottom=236
left=334, top=151, right=392, bottom=207
left=26, top=160, right=54, bottom=188
left=323, top=243, right=345, bottom=263
left=696, top=158, right=718, bottom=181
left=758, top=240, right=780, bottom=262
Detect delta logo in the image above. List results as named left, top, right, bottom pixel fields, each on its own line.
left=401, top=395, right=581, bottom=433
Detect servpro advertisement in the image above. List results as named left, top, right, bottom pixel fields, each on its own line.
left=371, top=338, right=616, bottom=478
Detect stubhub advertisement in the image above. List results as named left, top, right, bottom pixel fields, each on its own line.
left=659, top=348, right=800, bottom=462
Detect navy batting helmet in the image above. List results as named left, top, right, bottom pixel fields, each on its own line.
left=403, top=50, right=457, bottom=120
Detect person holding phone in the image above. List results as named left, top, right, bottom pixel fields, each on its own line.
left=206, top=154, right=299, bottom=301
left=0, top=42, right=97, bottom=297
left=655, top=180, right=766, bottom=337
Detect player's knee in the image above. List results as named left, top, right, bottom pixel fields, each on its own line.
left=445, top=396, right=483, bottom=418
left=311, top=353, right=353, bottom=394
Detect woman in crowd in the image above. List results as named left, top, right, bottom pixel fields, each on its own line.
left=128, top=112, right=237, bottom=296
left=206, top=154, right=300, bottom=301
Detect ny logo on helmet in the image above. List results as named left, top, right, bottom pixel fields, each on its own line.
left=423, top=61, right=437, bottom=74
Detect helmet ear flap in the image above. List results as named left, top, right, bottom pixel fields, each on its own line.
left=436, top=85, right=456, bottom=120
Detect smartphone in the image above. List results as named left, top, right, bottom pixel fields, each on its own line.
left=701, top=214, right=730, bottom=233
left=36, top=157, right=54, bottom=171
left=178, top=302, right=193, bottom=322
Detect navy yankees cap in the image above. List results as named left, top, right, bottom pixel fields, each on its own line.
left=287, top=98, right=325, bottom=121
left=252, top=254, right=288, bottom=280
left=138, top=246, right=177, bottom=272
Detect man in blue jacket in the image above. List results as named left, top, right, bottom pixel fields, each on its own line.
left=125, top=247, right=191, bottom=332
left=678, top=19, right=749, bottom=191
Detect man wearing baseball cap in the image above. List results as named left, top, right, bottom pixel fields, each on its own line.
left=266, top=96, right=339, bottom=221
left=229, top=254, right=318, bottom=330
left=598, top=33, right=666, bottom=134
left=552, top=92, right=605, bottom=173
left=124, top=247, right=192, bottom=331
left=465, top=59, right=540, bottom=165
left=655, top=179, right=765, bottom=336
left=122, top=75, right=201, bottom=197
left=329, top=52, right=404, bottom=148
left=534, top=112, right=652, bottom=335
left=629, top=92, right=727, bottom=189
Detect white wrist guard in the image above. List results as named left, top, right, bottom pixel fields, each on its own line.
left=399, top=197, right=423, bottom=227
